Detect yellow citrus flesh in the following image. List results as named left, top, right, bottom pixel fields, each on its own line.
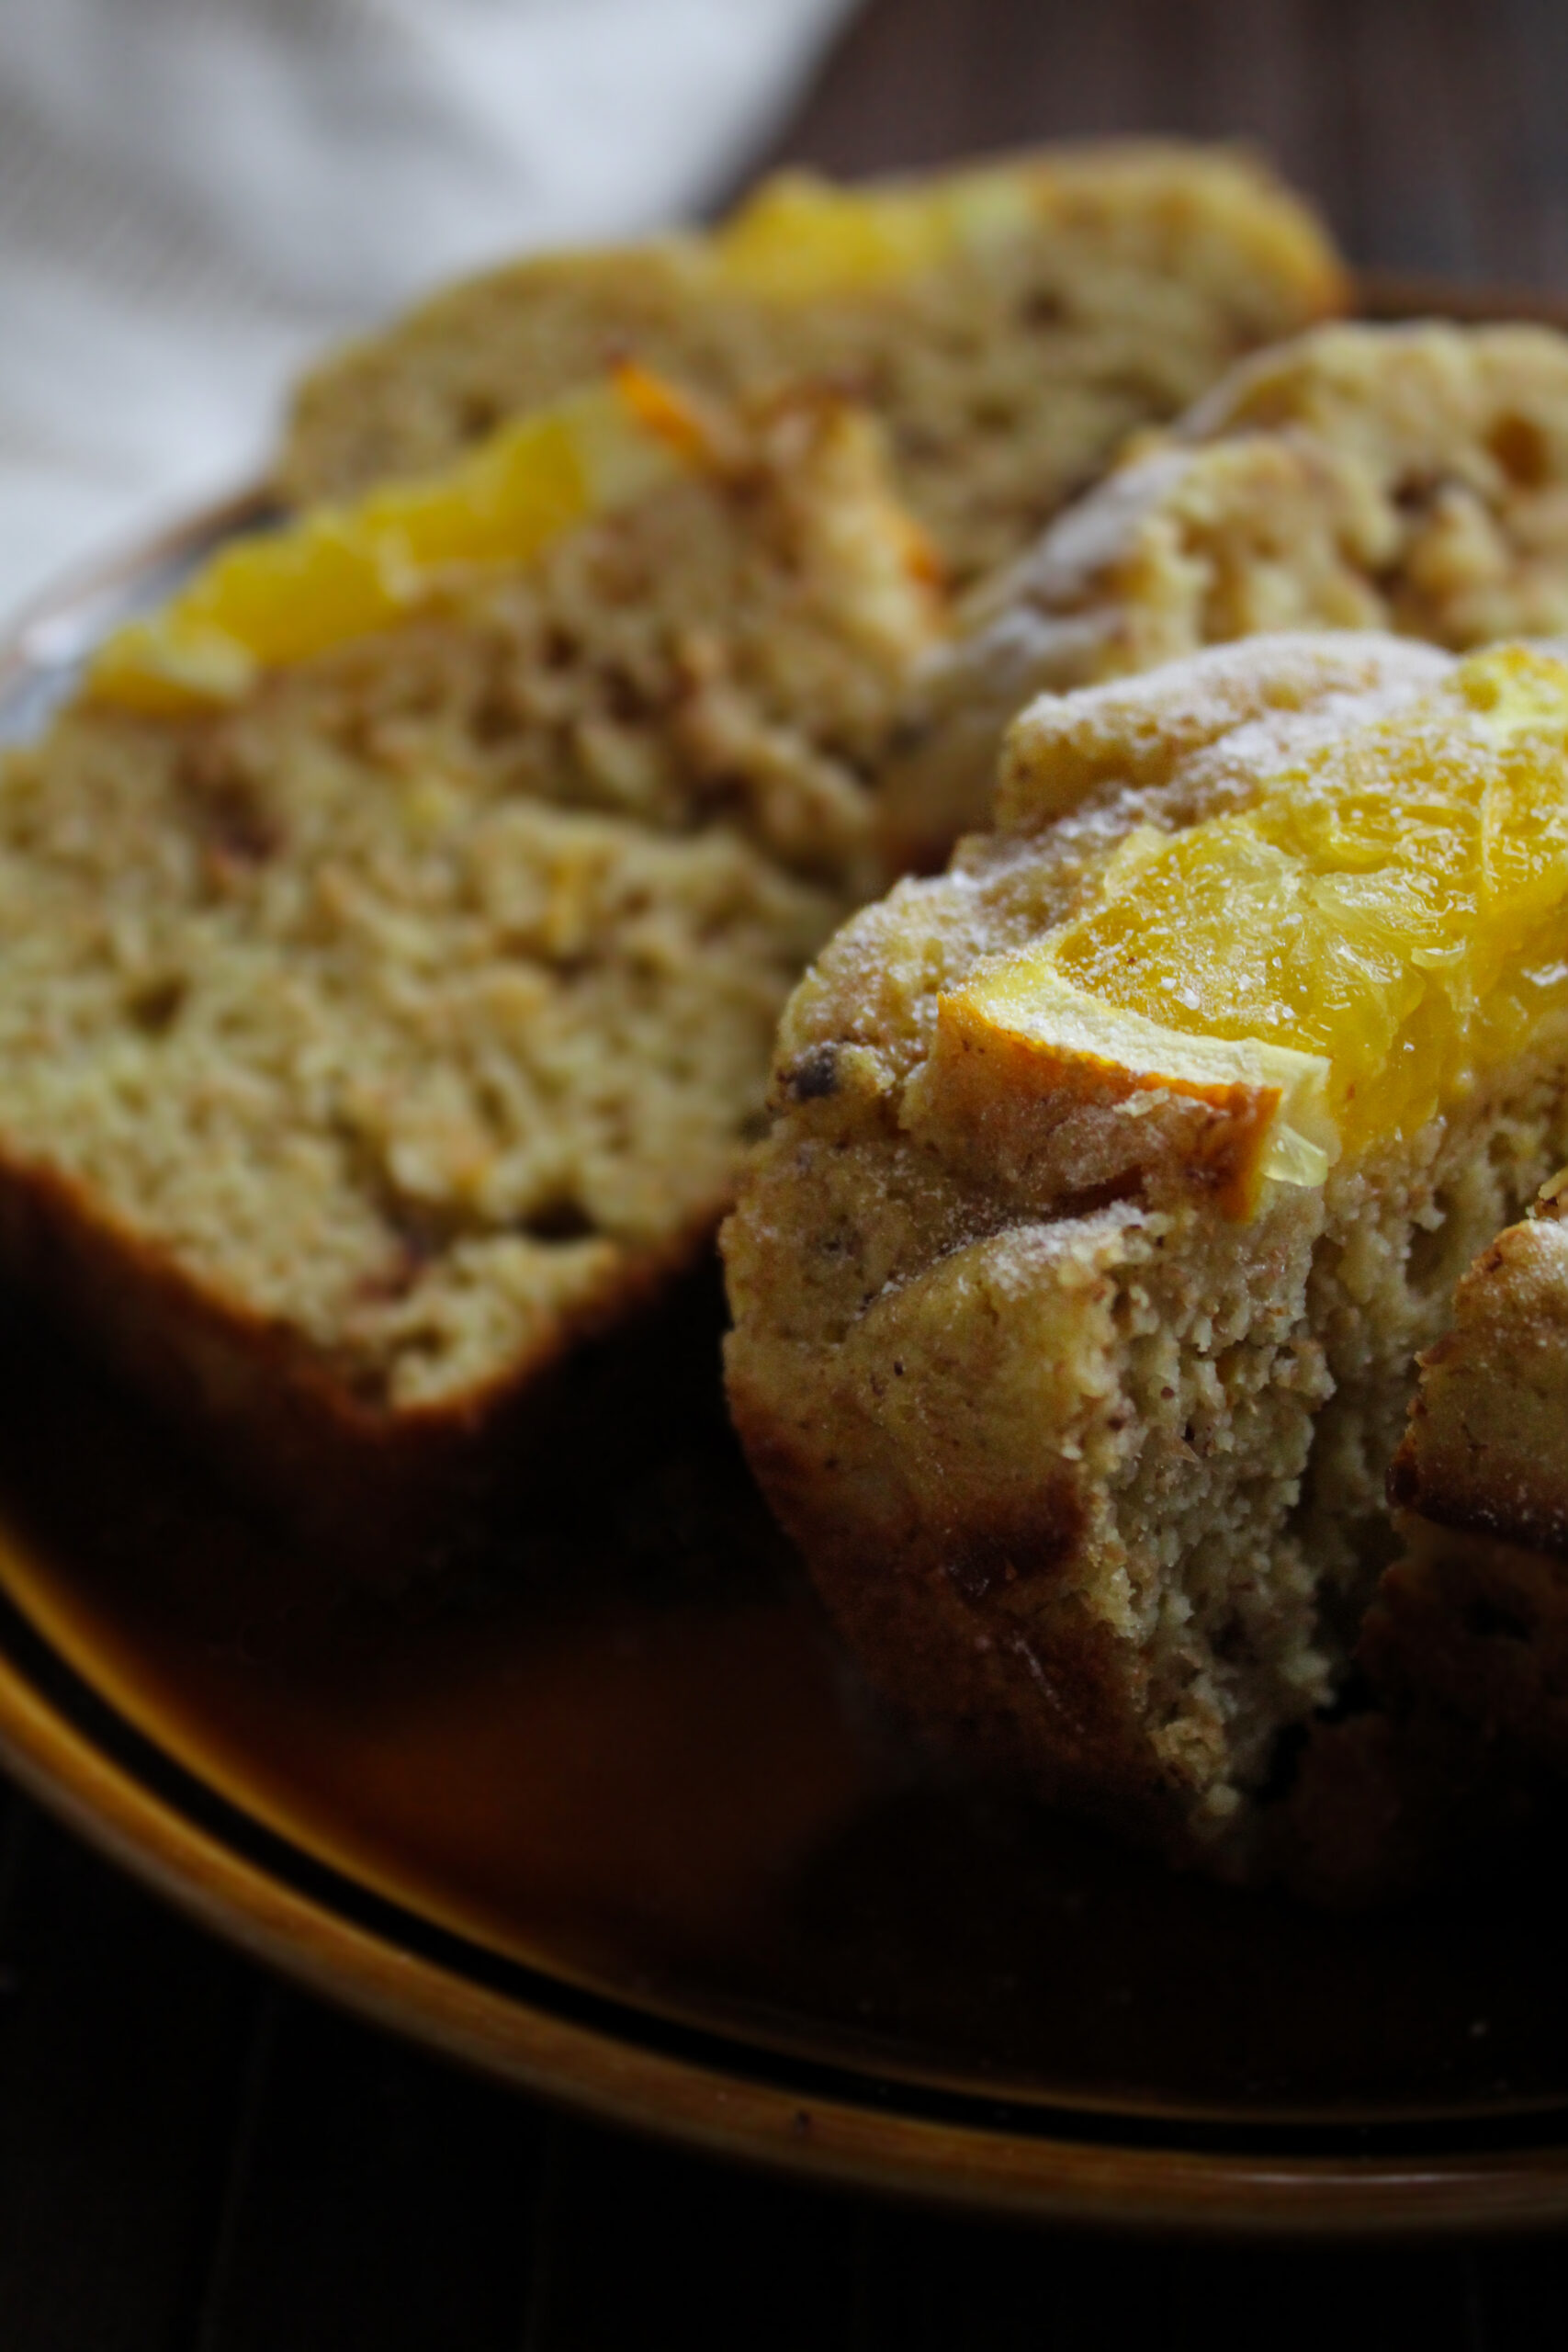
left=713, top=164, right=1036, bottom=300
left=88, top=366, right=709, bottom=715
left=952, top=647, right=1568, bottom=1192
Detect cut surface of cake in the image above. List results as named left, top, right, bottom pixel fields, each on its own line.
left=280, top=143, right=1347, bottom=593
left=886, top=320, right=1568, bottom=867
left=723, top=635, right=1568, bottom=1868
left=1367, top=1169, right=1568, bottom=1772
left=0, top=369, right=940, bottom=1567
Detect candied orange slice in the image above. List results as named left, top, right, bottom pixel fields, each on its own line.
left=939, top=646, right=1568, bottom=1213
left=713, top=164, right=1036, bottom=299
left=89, top=365, right=716, bottom=716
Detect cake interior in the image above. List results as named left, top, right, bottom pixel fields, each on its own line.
left=1064, top=1084, right=1567, bottom=1826
left=727, top=639, right=1568, bottom=1856
left=281, top=148, right=1346, bottom=588
left=913, top=645, right=1568, bottom=1833
left=0, top=387, right=937, bottom=1417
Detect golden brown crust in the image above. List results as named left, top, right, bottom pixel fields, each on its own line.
left=724, top=1196, right=1210, bottom=1852
left=0, top=1143, right=722, bottom=1581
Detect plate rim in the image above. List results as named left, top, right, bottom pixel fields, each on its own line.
left=6, top=268, right=1568, bottom=2233
left=7, top=1633, right=1568, bottom=2236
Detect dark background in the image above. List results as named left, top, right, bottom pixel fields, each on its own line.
left=5, top=0, right=1568, bottom=2343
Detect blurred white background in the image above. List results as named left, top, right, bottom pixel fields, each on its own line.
left=0, top=0, right=860, bottom=622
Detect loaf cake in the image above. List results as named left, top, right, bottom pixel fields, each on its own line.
left=886, top=320, right=1568, bottom=868
left=723, top=634, right=1568, bottom=1871
left=281, top=143, right=1347, bottom=594
left=1364, top=1169, right=1568, bottom=1772
left=0, top=368, right=940, bottom=1569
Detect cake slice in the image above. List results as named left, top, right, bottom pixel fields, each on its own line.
left=886, top=320, right=1568, bottom=868
left=281, top=143, right=1347, bottom=593
left=724, top=634, right=1568, bottom=1871
left=1365, top=1170, right=1568, bottom=1772
left=0, top=368, right=940, bottom=1571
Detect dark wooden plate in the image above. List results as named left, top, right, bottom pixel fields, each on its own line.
left=4, top=278, right=1568, bottom=2235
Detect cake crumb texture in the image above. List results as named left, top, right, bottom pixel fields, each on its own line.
left=724, top=635, right=1568, bottom=1869
left=0, top=387, right=938, bottom=1563
left=887, top=321, right=1568, bottom=866
left=280, top=142, right=1346, bottom=593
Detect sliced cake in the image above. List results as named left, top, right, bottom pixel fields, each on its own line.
left=281, top=143, right=1347, bottom=594
left=0, top=368, right=940, bottom=1570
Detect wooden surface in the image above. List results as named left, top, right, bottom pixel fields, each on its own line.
left=6, top=0, right=1568, bottom=2340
